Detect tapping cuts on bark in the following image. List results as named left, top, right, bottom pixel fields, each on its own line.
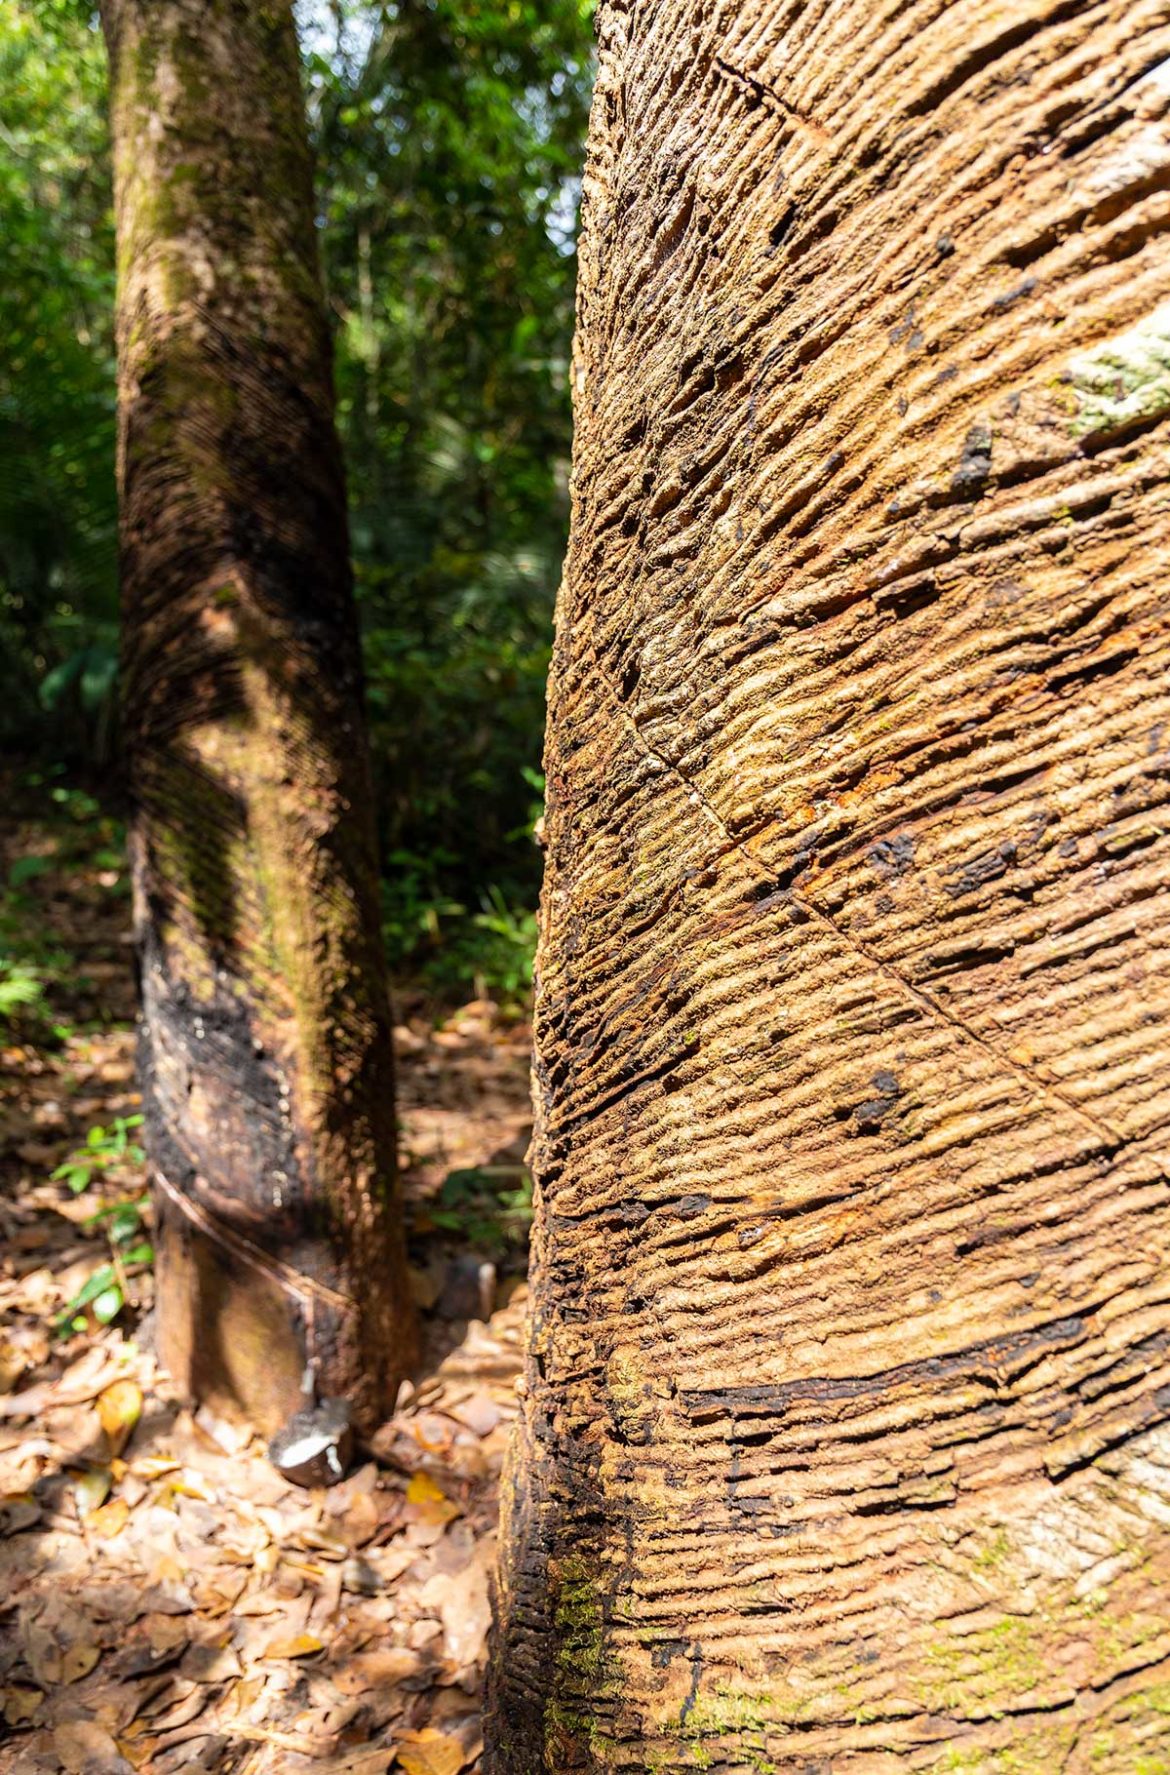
left=490, top=0, right=1170, bottom=1768
left=102, top=0, right=415, bottom=1436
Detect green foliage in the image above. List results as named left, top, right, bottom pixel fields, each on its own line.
left=1, top=779, right=129, bottom=1040
left=87, top=1195, right=148, bottom=1245
left=45, top=780, right=103, bottom=828
left=0, top=0, right=118, bottom=762
left=430, top=1162, right=534, bottom=1255
left=54, top=1234, right=153, bottom=1337
left=53, top=1112, right=151, bottom=1336
left=382, top=867, right=538, bottom=1000
left=52, top=1113, right=145, bottom=1194
left=8, top=853, right=52, bottom=888
left=379, top=767, right=545, bottom=994
left=304, top=0, right=590, bottom=965
left=56, top=1261, right=123, bottom=1334
left=467, top=886, right=539, bottom=996
left=0, top=959, right=52, bottom=1025
left=0, top=888, right=78, bottom=1037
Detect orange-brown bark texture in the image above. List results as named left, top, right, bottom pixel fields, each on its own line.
left=103, top=0, right=414, bottom=1435
left=490, top=1, right=1170, bottom=1770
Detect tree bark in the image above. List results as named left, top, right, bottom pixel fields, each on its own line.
left=102, top=0, right=414, bottom=1436
left=490, top=0, right=1170, bottom=1768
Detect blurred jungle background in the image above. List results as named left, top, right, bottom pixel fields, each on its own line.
left=1, top=0, right=594, bottom=1016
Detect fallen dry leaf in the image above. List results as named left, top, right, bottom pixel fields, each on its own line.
left=0, top=1343, right=123, bottom=1420
left=181, top=1638, right=242, bottom=1683
left=440, top=1542, right=493, bottom=1669
left=98, top=1377, right=143, bottom=1456
left=232, top=1672, right=267, bottom=1713
left=62, top=1640, right=103, bottom=1683
left=450, top=1392, right=503, bottom=1438
left=146, top=1678, right=210, bottom=1734
left=1, top=1495, right=41, bottom=1534
left=166, top=1468, right=216, bottom=1503
left=3, top=1683, right=44, bottom=1726
left=23, top=1620, right=62, bottom=1687
left=199, top=1566, right=250, bottom=1615
left=315, top=1749, right=396, bottom=1775
left=0, top=1343, right=27, bottom=1396
left=53, top=1719, right=134, bottom=1773
left=230, top=1720, right=340, bottom=1756
left=396, top=1725, right=470, bottom=1775
left=86, top=1495, right=130, bottom=1537
left=147, top=1614, right=190, bottom=1656
left=73, top=1463, right=112, bottom=1515
left=296, top=1522, right=349, bottom=1559
left=405, top=1471, right=460, bottom=1528
left=192, top=1402, right=251, bottom=1456
left=340, top=1489, right=380, bottom=1548
left=131, top=1455, right=179, bottom=1479
left=261, top=1631, right=325, bottom=1661
left=333, top=1647, right=426, bottom=1696
left=233, top=1590, right=287, bottom=1617
left=122, top=1614, right=189, bottom=1676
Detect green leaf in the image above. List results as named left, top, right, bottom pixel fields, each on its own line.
left=55, top=1262, right=116, bottom=1333
left=92, top=1285, right=123, bottom=1324
left=9, top=854, right=52, bottom=887
left=53, top=1160, right=94, bottom=1194
left=107, top=1201, right=143, bottom=1243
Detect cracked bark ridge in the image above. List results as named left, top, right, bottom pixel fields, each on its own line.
left=490, top=0, right=1170, bottom=1769
left=102, top=0, right=415, bottom=1435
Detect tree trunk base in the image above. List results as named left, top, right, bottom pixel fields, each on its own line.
left=153, top=1169, right=356, bottom=1438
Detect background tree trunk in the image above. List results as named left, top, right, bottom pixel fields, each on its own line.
left=490, top=0, right=1170, bottom=1767
left=103, top=0, right=414, bottom=1436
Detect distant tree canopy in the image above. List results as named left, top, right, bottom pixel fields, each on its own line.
left=0, top=0, right=593, bottom=988
left=0, top=1, right=117, bottom=756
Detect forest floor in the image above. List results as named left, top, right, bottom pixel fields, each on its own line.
left=0, top=786, right=536, bottom=1775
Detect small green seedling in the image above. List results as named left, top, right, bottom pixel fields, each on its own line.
left=52, top=1114, right=144, bottom=1195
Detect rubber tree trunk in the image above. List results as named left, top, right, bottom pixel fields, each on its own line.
left=102, top=0, right=414, bottom=1436
left=490, top=0, right=1170, bottom=1767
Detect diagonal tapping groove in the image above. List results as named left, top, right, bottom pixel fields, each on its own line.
left=713, top=53, right=834, bottom=151
left=589, top=645, right=1124, bottom=1150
